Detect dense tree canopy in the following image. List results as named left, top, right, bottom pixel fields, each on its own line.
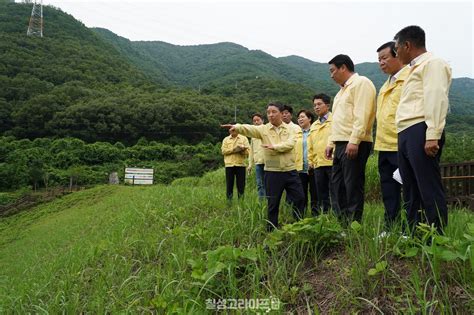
left=0, top=136, right=222, bottom=190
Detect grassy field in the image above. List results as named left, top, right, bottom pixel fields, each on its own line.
left=0, top=163, right=473, bottom=313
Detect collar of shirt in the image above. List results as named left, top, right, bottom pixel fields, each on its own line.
left=389, top=67, right=403, bottom=84
left=409, top=52, right=429, bottom=67
left=319, top=113, right=329, bottom=123
left=230, top=135, right=240, bottom=142
left=342, top=73, right=358, bottom=88
left=271, top=123, right=285, bottom=133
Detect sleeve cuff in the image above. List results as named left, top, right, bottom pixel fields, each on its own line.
left=349, top=136, right=361, bottom=145
left=426, top=129, right=443, bottom=140
left=272, top=144, right=282, bottom=152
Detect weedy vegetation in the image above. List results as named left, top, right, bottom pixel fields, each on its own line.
left=0, top=157, right=472, bottom=313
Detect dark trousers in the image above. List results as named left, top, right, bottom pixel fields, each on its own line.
left=332, top=141, right=371, bottom=223
left=299, top=171, right=318, bottom=215
left=398, top=122, right=447, bottom=233
left=314, top=166, right=333, bottom=214
left=255, top=164, right=266, bottom=199
left=265, top=170, right=305, bottom=231
left=225, top=166, right=246, bottom=200
left=378, top=151, right=402, bottom=229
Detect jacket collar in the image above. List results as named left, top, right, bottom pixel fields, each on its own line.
left=311, top=112, right=333, bottom=129
left=409, top=52, right=432, bottom=68
left=342, top=73, right=359, bottom=88
left=381, top=65, right=410, bottom=92
left=269, top=122, right=288, bottom=131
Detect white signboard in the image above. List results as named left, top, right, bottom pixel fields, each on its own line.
left=124, top=168, right=154, bottom=185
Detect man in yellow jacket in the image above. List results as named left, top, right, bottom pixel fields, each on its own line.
left=282, top=104, right=302, bottom=134
left=221, top=102, right=305, bottom=231
left=309, top=93, right=334, bottom=214
left=221, top=129, right=249, bottom=200
left=394, top=25, right=452, bottom=234
left=375, top=41, right=410, bottom=230
left=325, top=54, right=376, bottom=223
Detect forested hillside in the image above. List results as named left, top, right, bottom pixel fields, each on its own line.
left=2, top=2, right=473, bottom=145
left=92, top=28, right=332, bottom=91
left=0, top=1, right=472, bottom=191
left=0, top=2, right=149, bottom=141
left=93, top=28, right=474, bottom=118
left=0, top=136, right=222, bottom=191
left=0, top=2, right=322, bottom=145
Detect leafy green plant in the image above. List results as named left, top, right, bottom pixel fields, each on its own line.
left=392, top=223, right=474, bottom=268
left=264, top=215, right=342, bottom=250
left=368, top=260, right=388, bottom=276
left=393, top=237, right=420, bottom=258
left=187, top=245, right=262, bottom=298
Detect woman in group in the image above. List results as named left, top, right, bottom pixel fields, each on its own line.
left=294, top=109, right=318, bottom=215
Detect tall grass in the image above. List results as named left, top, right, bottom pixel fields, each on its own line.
left=0, top=161, right=472, bottom=313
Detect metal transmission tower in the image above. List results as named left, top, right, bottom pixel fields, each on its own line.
left=27, top=0, right=43, bottom=37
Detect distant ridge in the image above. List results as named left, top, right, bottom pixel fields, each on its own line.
left=93, top=27, right=474, bottom=116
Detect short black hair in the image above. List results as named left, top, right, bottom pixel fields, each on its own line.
left=282, top=104, right=293, bottom=114
left=394, top=25, right=425, bottom=49
left=251, top=112, right=264, bottom=120
left=328, top=54, right=354, bottom=72
left=267, top=102, right=284, bottom=112
left=312, top=93, right=331, bottom=105
left=297, top=109, right=315, bottom=124
left=377, top=41, right=397, bottom=58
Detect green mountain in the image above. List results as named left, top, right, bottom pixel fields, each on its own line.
left=0, top=3, right=148, bottom=87
left=1, top=1, right=472, bottom=145
left=0, top=1, right=152, bottom=139
left=0, top=2, right=249, bottom=144
left=92, top=27, right=334, bottom=92
left=88, top=27, right=170, bottom=86
left=93, top=28, right=474, bottom=117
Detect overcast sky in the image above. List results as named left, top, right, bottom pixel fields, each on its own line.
left=38, top=0, right=473, bottom=78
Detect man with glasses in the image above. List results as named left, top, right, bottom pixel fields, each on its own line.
left=325, top=54, right=376, bottom=224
